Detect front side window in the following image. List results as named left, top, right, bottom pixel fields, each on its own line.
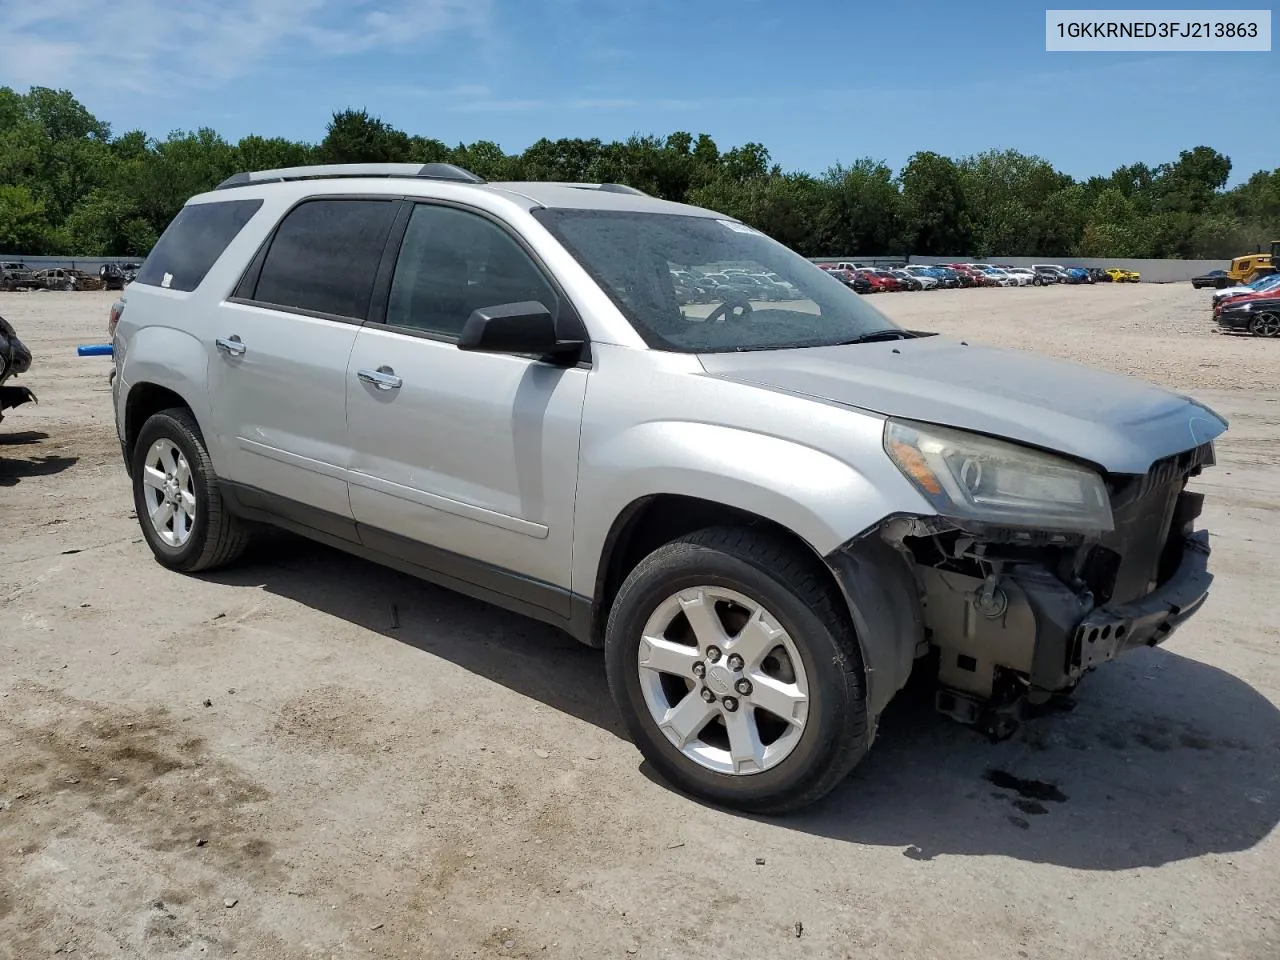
left=385, top=204, right=560, bottom=337
left=532, top=209, right=900, bottom=353
left=251, top=198, right=398, bottom=320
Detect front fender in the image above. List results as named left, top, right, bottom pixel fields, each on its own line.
left=572, top=419, right=930, bottom=591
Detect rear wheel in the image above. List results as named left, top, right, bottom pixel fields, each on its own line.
left=604, top=526, right=869, bottom=814
left=1249, top=313, right=1280, bottom=338
left=131, top=407, right=251, bottom=573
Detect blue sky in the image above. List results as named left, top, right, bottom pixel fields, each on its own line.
left=2, top=0, right=1276, bottom=185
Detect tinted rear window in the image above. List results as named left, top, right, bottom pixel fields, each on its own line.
left=248, top=198, right=398, bottom=320
left=135, top=199, right=263, bottom=292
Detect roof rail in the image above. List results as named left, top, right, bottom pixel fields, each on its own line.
left=496, top=180, right=651, bottom=197
left=593, top=183, right=649, bottom=196
left=215, top=162, right=485, bottom=190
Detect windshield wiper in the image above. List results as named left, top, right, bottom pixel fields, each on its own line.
left=834, top=329, right=915, bottom=345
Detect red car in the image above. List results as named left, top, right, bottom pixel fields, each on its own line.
left=870, top=268, right=907, bottom=291
left=947, top=264, right=994, bottom=287
left=1214, top=289, right=1276, bottom=317
left=853, top=269, right=893, bottom=293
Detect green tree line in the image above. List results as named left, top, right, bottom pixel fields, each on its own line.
left=2, top=85, right=1278, bottom=260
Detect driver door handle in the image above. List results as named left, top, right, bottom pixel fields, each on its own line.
left=216, top=336, right=246, bottom=356
left=357, top=366, right=403, bottom=390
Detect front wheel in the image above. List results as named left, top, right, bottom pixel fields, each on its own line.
left=604, top=526, right=869, bottom=814
left=131, top=407, right=251, bottom=573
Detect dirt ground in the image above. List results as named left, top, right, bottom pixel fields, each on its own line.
left=2, top=283, right=1277, bottom=960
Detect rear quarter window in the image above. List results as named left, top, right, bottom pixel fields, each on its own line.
left=135, top=198, right=264, bottom=293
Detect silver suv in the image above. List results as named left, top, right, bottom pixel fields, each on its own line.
left=109, top=162, right=1227, bottom=813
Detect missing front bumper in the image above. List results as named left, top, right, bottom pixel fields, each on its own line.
left=1070, top=529, right=1212, bottom=669
left=921, top=530, right=1214, bottom=706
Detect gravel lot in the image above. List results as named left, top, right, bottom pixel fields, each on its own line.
left=2, top=284, right=1277, bottom=960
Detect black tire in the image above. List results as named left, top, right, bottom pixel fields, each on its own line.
left=604, top=525, right=868, bottom=815
left=131, top=407, right=251, bottom=573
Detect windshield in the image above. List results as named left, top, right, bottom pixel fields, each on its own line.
left=531, top=209, right=902, bottom=352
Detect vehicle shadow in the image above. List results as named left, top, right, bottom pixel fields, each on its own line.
left=0, top=430, right=50, bottom=446
left=0, top=453, right=79, bottom=486
left=695, top=647, right=1280, bottom=871
left=203, top=531, right=625, bottom=738
left=206, top=531, right=1279, bottom=871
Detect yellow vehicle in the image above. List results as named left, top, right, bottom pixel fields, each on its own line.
left=1105, top=267, right=1141, bottom=283
left=1226, top=241, right=1280, bottom=284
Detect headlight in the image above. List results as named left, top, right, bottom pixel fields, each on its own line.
left=883, top=418, right=1114, bottom=534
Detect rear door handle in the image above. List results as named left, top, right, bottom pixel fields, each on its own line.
left=357, top=366, right=403, bottom=390
left=216, top=336, right=246, bottom=356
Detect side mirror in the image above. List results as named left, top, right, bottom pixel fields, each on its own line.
left=457, top=301, right=583, bottom=358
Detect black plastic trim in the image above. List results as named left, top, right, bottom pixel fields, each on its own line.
left=824, top=533, right=926, bottom=723
left=219, top=481, right=595, bottom=644
left=223, top=299, right=369, bottom=326
left=358, top=525, right=570, bottom=618
left=223, top=483, right=360, bottom=543
left=367, top=199, right=414, bottom=327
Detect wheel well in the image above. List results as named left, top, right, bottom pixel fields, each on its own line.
left=589, top=494, right=847, bottom=647
left=125, top=383, right=191, bottom=463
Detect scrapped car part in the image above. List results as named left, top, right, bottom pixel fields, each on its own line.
left=1, top=261, right=38, bottom=292
left=110, top=162, right=1229, bottom=813
left=0, top=313, right=37, bottom=423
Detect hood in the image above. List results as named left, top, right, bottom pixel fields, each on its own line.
left=1216, top=284, right=1273, bottom=300
left=1222, top=295, right=1280, bottom=311
left=697, top=335, right=1227, bottom=475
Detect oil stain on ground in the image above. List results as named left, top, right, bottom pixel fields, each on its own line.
left=984, top=769, right=1069, bottom=821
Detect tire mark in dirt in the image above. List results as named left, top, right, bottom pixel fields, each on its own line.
left=0, top=683, right=287, bottom=958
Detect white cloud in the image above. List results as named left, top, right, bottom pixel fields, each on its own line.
left=0, top=0, right=493, bottom=94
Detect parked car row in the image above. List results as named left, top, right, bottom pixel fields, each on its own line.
left=1209, top=272, right=1280, bottom=337
left=671, top=265, right=803, bottom=303
left=814, top=261, right=1140, bottom=292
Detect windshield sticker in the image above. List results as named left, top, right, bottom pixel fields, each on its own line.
left=717, top=219, right=761, bottom=235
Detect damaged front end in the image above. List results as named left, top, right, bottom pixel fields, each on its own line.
left=0, top=313, right=37, bottom=424
left=828, top=417, right=1220, bottom=741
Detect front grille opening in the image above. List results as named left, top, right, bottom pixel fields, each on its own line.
left=1095, top=448, right=1210, bottom=606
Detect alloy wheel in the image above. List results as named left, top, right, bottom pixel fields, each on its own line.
left=1251, top=313, right=1280, bottom=338
left=636, top=586, right=809, bottom=775
left=141, top=438, right=197, bottom=547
